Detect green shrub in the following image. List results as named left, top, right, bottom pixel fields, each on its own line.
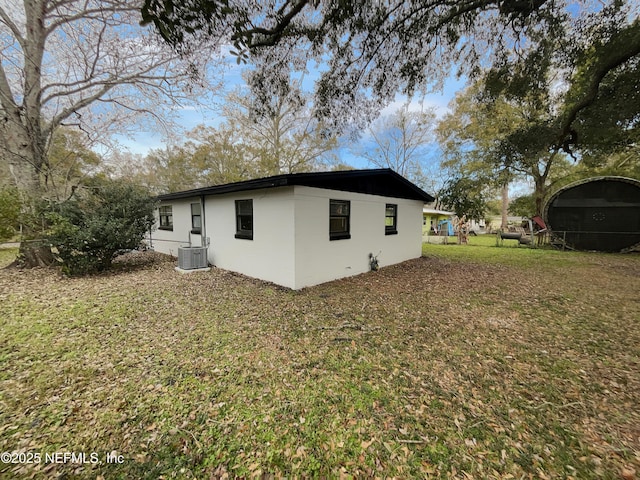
left=508, top=194, right=536, bottom=218
left=46, top=179, right=156, bottom=275
left=0, top=186, right=21, bottom=241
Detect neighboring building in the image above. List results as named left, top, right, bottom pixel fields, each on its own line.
left=422, top=208, right=454, bottom=236
left=149, top=169, right=434, bottom=290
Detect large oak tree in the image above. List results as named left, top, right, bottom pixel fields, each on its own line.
left=437, top=80, right=568, bottom=217
left=0, top=0, right=212, bottom=210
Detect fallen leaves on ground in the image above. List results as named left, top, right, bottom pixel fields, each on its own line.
left=1, top=247, right=639, bottom=479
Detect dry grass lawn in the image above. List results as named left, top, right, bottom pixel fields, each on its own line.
left=1, top=244, right=639, bottom=479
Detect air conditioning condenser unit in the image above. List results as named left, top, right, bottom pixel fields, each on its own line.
left=177, top=246, right=208, bottom=270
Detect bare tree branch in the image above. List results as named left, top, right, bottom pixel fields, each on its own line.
left=0, top=0, right=212, bottom=206
left=0, top=6, right=26, bottom=47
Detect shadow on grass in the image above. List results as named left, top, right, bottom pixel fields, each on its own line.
left=0, top=248, right=175, bottom=275
left=109, top=250, right=176, bottom=273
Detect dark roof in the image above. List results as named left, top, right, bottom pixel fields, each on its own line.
left=158, top=168, right=435, bottom=203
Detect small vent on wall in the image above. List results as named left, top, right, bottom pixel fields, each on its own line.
left=177, top=246, right=208, bottom=270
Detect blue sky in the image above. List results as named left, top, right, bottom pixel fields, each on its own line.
left=113, top=59, right=537, bottom=199
left=116, top=52, right=468, bottom=171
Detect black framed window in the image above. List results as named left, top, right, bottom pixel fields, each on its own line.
left=158, top=205, right=173, bottom=231
left=191, top=202, right=202, bottom=234
left=385, top=204, right=398, bottom=235
left=235, top=199, right=253, bottom=240
left=330, top=199, right=351, bottom=240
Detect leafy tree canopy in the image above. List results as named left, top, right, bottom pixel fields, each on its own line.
left=483, top=4, right=640, bottom=159
left=508, top=194, right=535, bottom=218
left=436, top=78, right=559, bottom=215
left=141, top=0, right=560, bottom=128
left=438, top=175, right=489, bottom=222
left=437, top=54, right=638, bottom=218
left=141, top=0, right=639, bottom=145
left=43, top=129, right=102, bottom=202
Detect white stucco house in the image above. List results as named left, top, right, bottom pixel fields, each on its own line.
left=148, top=168, right=434, bottom=290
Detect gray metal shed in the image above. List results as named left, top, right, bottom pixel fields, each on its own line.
left=544, top=176, right=640, bottom=252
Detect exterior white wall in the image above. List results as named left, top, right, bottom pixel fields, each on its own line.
left=292, top=186, right=424, bottom=289
left=150, top=186, right=424, bottom=290
left=205, top=188, right=296, bottom=289
left=150, top=197, right=203, bottom=257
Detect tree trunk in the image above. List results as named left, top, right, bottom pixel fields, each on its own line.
left=2, top=139, right=53, bottom=268
left=7, top=155, right=42, bottom=206
left=501, top=183, right=509, bottom=229
left=18, top=241, right=54, bottom=267
left=534, top=177, right=546, bottom=217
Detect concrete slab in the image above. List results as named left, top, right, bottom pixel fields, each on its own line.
left=174, top=266, right=211, bottom=274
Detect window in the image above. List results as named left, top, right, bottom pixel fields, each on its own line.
left=385, top=204, right=398, bottom=235
left=330, top=199, right=350, bottom=240
left=158, top=205, right=173, bottom=230
left=191, top=202, right=202, bottom=234
left=235, top=199, right=253, bottom=240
